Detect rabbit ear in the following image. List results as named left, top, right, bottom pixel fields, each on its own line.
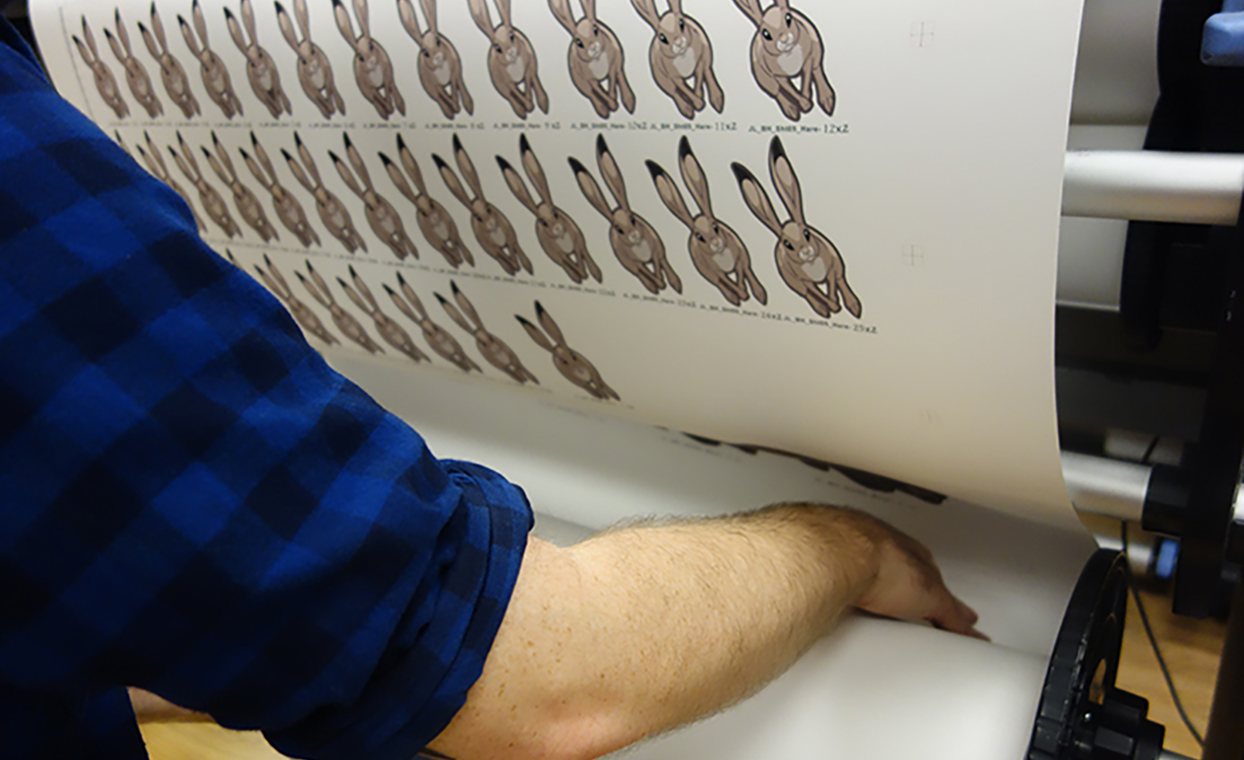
left=396, top=272, right=430, bottom=320
left=143, top=133, right=170, bottom=176
left=518, top=134, right=551, bottom=206
left=135, top=144, right=158, bottom=177
left=211, top=132, right=238, bottom=181
left=250, top=132, right=277, bottom=180
left=768, top=137, right=805, bottom=227
left=72, top=35, right=94, bottom=65
left=224, top=8, right=248, bottom=52
left=295, top=270, right=332, bottom=307
left=630, top=0, right=660, bottom=31
left=178, top=15, right=202, bottom=56
left=276, top=3, right=301, bottom=49
left=517, top=315, right=555, bottom=352
left=241, top=0, right=258, bottom=41
left=420, top=0, right=438, bottom=36
left=192, top=0, right=211, bottom=45
left=452, top=135, right=484, bottom=198
left=495, top=0, right=513, bottom=28
left=397, top=0, right=424, bottom=47
left=668, top=0, right=683, bottom=15
left=731, top=162, right=783, bottom=237
left=467, top=0, right=493, bottom=35
left=732, top=0, right=762, bottom=26
left=263, top=254, right=293, bottom=296
left=104, top=28, right=127, bottom=62
left=348, top=265, right=379, bottom=309
left=294, top=0, right=312, bottom=38
left=332, top=0, right=357, bottom=45
left=397, top=136, right=428, bottom=196
left=343, top=134, right=373, bottom=190
left=150, top=3, right=170, bottom=52
left=497, top=156, right=540, bottom=215
left=581, top=0, right=597, bottom=25
left=596, top=135, right=628, bottom=211
left=677, top=137, right=712, bottom=217
left=451, top=281, right=483, bottom=328
left=139, top=23, right=162, bottom=61
left=81, top=18, right=100, bottom=57
left=435, top=291, right=472, bottom=332
left=306, top=261, right=334, bottom=303
left=338, top=276, right=371, bottom=314
left=569, top=158, right=612, bottom=220
left=113, top=10, right=134, bottom=56
left=282, top=148, right=315, bottom=191
left=353, top=0, right=371, bottom=40
left=168, top=145, right=195, bottom=182
left=293, top=133, right=322, bottom=186
left=254, top=264, right=283, bottom=297
left=240, top=148, right=270, bottom=188
left=383, top=282, right=420, bottom=323
left=534, top=301, right=567, bottom=346
left=202, top=146, right=231, bottom=185
left=432, top=154, right=473, bottom=207
left=646, top=160, right=695, bottom=229
left=380, top=153, right=418, bottom=205
left=330, top=151, right=366, bottom=198
left=548, top=0, right=577, bottom=34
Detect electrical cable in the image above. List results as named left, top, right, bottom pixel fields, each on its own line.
left=1121, top=523, right=1206, bottom=748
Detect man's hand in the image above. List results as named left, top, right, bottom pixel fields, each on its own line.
left=428, top=503, right=980, bottom=760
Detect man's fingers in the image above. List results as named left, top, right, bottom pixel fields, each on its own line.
left=928, top=593, right=988, bottom=640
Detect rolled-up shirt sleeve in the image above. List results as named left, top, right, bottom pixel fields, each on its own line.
left=0, top=17, right=532, bottom=759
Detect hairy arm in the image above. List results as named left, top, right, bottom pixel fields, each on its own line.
left=429, top=503, right=980, bottom=760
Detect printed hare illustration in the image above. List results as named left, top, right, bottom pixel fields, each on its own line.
left=733, top=0, right=835, bottom=120
left=203, top=131, right=279, bottom=242
left=254, top=255, right=339, bottom=345
left=333, top=0, right=405, bottom=120
left=225, top=0, right=292, bottom=119
left=549, top=0, right=635, bottom=118
left=296, top=260, right=384, bottom=353
left=282, top=132, right=367, bottom=253
left=437, top=281, right=538, bottom=384
left=399, top=0, right=473, bottom=119
left=240, top=131, right=320, bottom=247
left=168, top=131, right=241, bottom=238
left=432, top=134, right=532, bottom=276
left=468, top=0, right=548, bottom=119
left=276, top=0, right=345, bottom=118
left=381, top=134, right=474, bottom=268
left=646, top=137, right=767, bottom=306
left=732, top=137, right=861, bottom=318
left=139, top=2, right=200, bottom=118
left=135, top=130, right=207, bottom=233
left=338, top=266, right=430, bottom=363
left=330, top=133, right=420, bottom=260
left=385, top=272, right=481, bottom=373
left=104, top=10, right=162, bottom=118
left=517, top=302, right=619, bottom=401
left=73, top=17, right=129, bottom=119
left=179, top=0, right=244, bottom=118
left=631, top=0, right=722, bottom=119
left=497, top=134, right=602, bottom=284
left=570, top=134, right=680, bottom=294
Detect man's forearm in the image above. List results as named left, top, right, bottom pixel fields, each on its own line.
left=429, top=503, right=978, bottom=760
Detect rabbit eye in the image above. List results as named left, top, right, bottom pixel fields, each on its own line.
left=695, top=233, right=705, bottom=242
left=761, top=29, right=772, bottom=40
left=804, top=229, right=811, bottom=241
left=576, top=39, right=584, bottom=47
left=784, top=240, right=794, bottom=250
left=659, top=33, right=667, bottom=43
left=712, top=223, right=720, bottom=234
left=494, top=44, right=502, bottom=52
left=679, top=19, right=685, bottom=31
left=785, top=12, right=793, bottom=25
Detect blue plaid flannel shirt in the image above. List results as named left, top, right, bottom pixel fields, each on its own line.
left=0, top=17, right=532, bottom=759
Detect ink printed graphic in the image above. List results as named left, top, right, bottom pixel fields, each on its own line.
left=106, top=9, right=162, bottom=117
left=732, top=0, right=835, bottom=121
left=518, top=301, right=619, bottom=400
left=139, top=2, right=200, bottom=118
left=332, top=0, right=405, bottom=119
left=297, top=260, right=384, bottom=353
left=241, top=131, right=321, bottom=247
left=169, top=130, right=241, bottom=238
left=381, top=134, right=475, bottom=268
left=433, top=134, right=532, bottom=276
left=437, top=281, right=539, bottom=384
left=135, top=130, right=207, bottom=233
left=203, top=130, right=279, bottom=241
left=385, top=272, right=482, bottom=372
left=398, top=0, right=473, bottom=119
left=338, top=266, right=430, bottom=362
left=549, top=0, right=635, bottom=118
left=282, top=132, right=368, bottom=253
left=731, top=136, right=861, bottom=318
left=254, top=255, right=339, bottom=345
left=631, top=0, right=722, bottom=119
left=179, top=0, right=244, bottom=118
left=225, top=0, right=291, bottom=118
left=467, top=0, right=548, bottom=119
left=276, top=0, right=345, bottom=118
left=331, top=133, right=420, bottom=259
left=73, top=17, right=129, bottom=118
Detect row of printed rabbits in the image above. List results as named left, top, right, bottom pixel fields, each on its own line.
left=122, top=126, right=861, bottom=320
left=75, top=0, right=834, bottom=123
left=245, top=252, right=620, bottom=400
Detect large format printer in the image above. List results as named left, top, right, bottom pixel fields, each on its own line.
left=7, top=0, right=1244, bottom=757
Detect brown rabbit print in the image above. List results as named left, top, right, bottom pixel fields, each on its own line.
left=282, top=132, right=367, bottom=253
left=517, top=301, right=619, bottom=400
left=179, top=0, right=245, bottom=119
left=333, top=0, right=405, bottom=120
left=241, top=132, right=321, bottom=247
left=330, top=134, right=419, bottom=260
left=139, top=2, right=200, bottom=119
left=168, top=131, right=241, bottom=238
left=731, top=136, right=860, bottom=318
left=437, top=281, right=538, bottom=384
left=381, top=134, right=474, bottom=269
left=385, top=271, right=481, bottom=372
left=254, top=254, right=339, bottom=346
left=549, top=0, right=635, bottom=119
left=497, top=134, right=602, bottom=284
left=433, top=134, right=532, bottom=277
left=276, top=0, right=346, bottom=118
left=337, top=266, right=430, bottom=363
left=135, top=130, right=207, bottom=233
left=646, top=137, right=766, bottom=306
left=225, top=0, right=292, bottom=119
left=297, top=260, right=384, bottom=353
left=203, top=131, right=279, bottom=242
left=631, top=0, right=722, bottom=119
left=467, top=0, right=548, bottom=119
left=733, top=0, right=835, bottom=120
left=399, top=0, right=473, bottom=119
left=105, top=9, right=163, bottom=118
left=74, top=17, right=130, bottom=119
left=570, top=134, right=680, bottom=295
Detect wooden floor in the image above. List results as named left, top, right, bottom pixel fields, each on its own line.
left=138, top=584, right=1229, bottom=760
